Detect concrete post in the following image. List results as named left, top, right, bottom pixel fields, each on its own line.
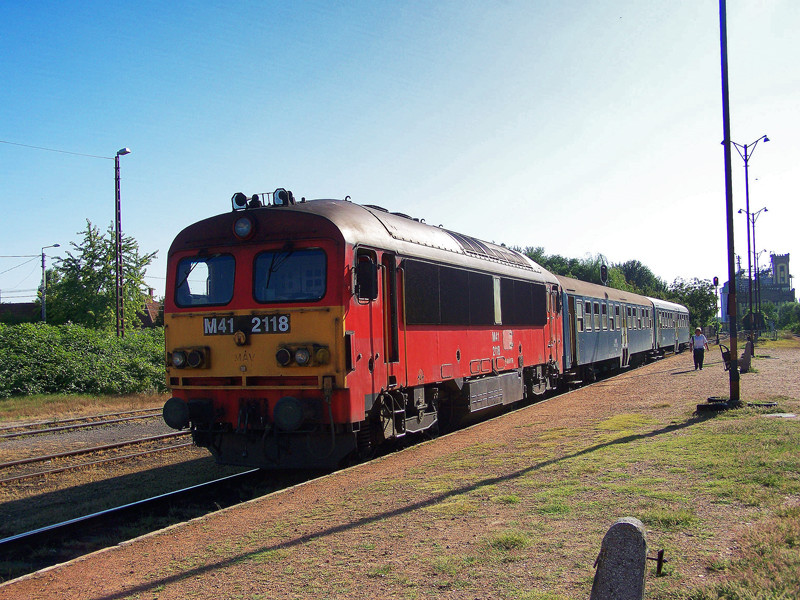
left=590, top=517, right=647, bottom=600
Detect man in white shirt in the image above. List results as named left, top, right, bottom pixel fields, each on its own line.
left=692, top=327, right=710, bottom=370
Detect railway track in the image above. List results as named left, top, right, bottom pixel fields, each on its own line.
left=0, top=431, right=192, bottom=484
left=0, top=408, right=163, bottom=440
left=0, top=469, right=266, bottom=576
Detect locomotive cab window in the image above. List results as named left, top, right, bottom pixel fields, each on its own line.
left=175, top=254, right=235, bottom=307
left=355, top=250, right=379, bottom=301
left=254, top=248, right=326, bottom=303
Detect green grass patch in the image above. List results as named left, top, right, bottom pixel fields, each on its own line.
left=486, top=530, right=530, bottom=551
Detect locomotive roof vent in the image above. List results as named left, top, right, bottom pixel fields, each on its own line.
left=231, top=188, right=296, bottom=211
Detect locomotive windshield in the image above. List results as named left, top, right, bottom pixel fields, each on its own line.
left=254, top=248, right=326, bottom=303
left=175, top=254, right=235, bottom=307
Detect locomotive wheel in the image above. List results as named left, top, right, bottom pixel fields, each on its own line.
left=356, top=418, right=376, bottom=460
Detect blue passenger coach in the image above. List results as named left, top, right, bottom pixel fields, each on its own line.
left=557, top=276, right=656, bottom=382
left=649, top=297, right=691, bottom=353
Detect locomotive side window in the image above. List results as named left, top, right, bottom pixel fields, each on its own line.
left=405, top=260, right=441, bottom=324
left=175, top=254, right=235, bottom=307
left=404, top=260, right=544, bottom=327
left=468, top=272, right=494, bottom=325
left=500, top=278, right=547, bottom=326
left=493, top=277, right=502, bottom=325
left=254, top=248, right=326, bottom=303
left=440, top=267, right=470, bottom=324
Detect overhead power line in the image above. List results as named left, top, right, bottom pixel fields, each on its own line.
left=0, top=257, right=39, bottom=276
left=0, top=139, right=112, bottom=160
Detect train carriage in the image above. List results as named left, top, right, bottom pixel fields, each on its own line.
left=163, top=191, right=563, bottom=469
left=649, top=297, right=691, bottom=354
left=557, top=275, right=655, bottom=382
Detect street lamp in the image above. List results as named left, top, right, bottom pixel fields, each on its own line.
left=754, top=248, right=768, bottom=321
left=115, top=147, right=131, bottom=337
left=41, top=244, right=60, bottom=322
left=750, top=207, right=768, bottom=327
left=732, top=134, right=768, bottom=337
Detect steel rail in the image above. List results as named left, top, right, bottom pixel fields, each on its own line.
left=0, top=431, right=189, bottom=469
left=0, top=412, right=163, bottom=440
left=0, top=407, right=160, bottom=432
left=0, top=469, right=261, bottom=557
left=0, top=442, right=194, bottom=485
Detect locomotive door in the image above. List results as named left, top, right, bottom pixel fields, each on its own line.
left=548, top=285, right=561, bottom=364
left=356, top=250, right=387, bottom=402
left=381, top=253, right=403, bottom=388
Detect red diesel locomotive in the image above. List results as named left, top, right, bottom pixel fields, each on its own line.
left=162, top=189, right=564, bottom=469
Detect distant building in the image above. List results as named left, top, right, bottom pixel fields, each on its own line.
left=0, top=302, right=39, bottom=324
left=721, top=252, right=795, bottom=326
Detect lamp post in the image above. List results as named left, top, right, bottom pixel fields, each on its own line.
left=750, top=207, right=767, bottom=328
left=115, top=147, right=131, bottom=337
left=40, top=244, right=60, bottom=322
left=732, top=134, right=768, bottom=337
left=754, top=248, right=768, bottom=322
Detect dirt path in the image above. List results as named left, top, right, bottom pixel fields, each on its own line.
left=2, top=345, right=798, bottom=600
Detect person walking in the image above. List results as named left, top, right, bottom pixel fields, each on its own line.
left=692, top=327, right=710, bottom=370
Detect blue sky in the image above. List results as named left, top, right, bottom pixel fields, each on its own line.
left=2, top=1, right=798, bottom=303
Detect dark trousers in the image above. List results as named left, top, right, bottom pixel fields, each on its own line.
left=693, top=348, right=705, bottom=369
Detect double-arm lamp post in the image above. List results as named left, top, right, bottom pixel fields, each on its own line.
left=731, top=135, right=768, bottom=336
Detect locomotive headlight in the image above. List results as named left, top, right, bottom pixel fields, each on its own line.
left=187, top=348, right=205, bottom=368
left=314, top=346, right=331, bottom=365
left=171, top=350, right=187, bottom=369
left=233, top=216, right=254, bottom=240
left=276, top=347, right=292, bottom=367
left=294, top=347, right=311, bottom=366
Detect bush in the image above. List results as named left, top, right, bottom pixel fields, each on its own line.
left=0, top=323, right=166, bottom=398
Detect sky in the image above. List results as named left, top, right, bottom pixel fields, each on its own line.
left=1, top=1, right=798, bottom=304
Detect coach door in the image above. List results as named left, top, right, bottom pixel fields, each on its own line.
left=621, top=304, right=630, bottom=367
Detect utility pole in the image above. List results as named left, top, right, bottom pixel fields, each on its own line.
left=718, top=0, right=740, bottom=405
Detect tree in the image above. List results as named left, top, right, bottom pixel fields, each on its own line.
left=615, top=260, right=667, bottom=296
left=43, top=221, right=157, bottom=331
left=667, top=277, right=717, bottom=329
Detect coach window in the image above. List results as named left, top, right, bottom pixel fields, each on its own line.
left=584, top=301, right=592, bottom=331
left=602, top=303, right=608, bottom=330
left=615, top=305, right=621, bottom=330
left=576, top=300, right=584, bottom=332
left=593, top=302, right=600, bottom=331
left=175, top=254, right=235, bottom=307
left=254, top=248, right=326, bottom=303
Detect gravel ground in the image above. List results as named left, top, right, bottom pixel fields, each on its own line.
left=2, top=344, right=798, bottom=600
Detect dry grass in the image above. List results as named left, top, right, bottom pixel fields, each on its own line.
left=0, top=392, right=167, bottom=423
